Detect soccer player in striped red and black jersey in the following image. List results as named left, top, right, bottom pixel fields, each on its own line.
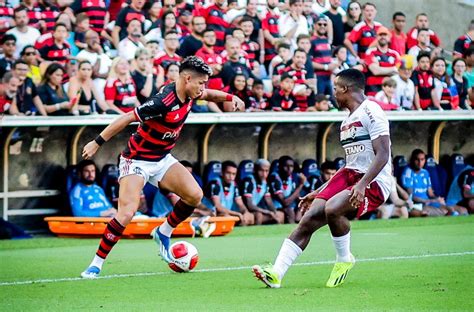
left=364, top=26, right=400, bottom=96
left=80, top=56, right=245, bottom=279
left=346, top=2, right=382, bottom=59
left=204, top=0, right=229, bottom=53
left=261, top=0, right=280, bottom=70
left=70, top=0, right=108, bottom=34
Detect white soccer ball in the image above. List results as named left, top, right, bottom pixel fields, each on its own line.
left=168, top=241, right=199, bottom=273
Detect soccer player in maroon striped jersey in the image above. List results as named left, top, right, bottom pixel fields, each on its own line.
left=80, top=56, right=245, bottom=279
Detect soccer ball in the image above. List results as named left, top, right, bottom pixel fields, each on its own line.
left=168, top=241, right=199, bottom=273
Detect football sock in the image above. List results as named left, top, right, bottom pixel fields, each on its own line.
left=158, top=220, right=174, bottom=237
left=273, top=238, right=302, bottom=280
left=331, top=231, right=352, bottom=262
left=94, top=218, right=125, bottom=262
left=166, top=199, right=195, bottom=228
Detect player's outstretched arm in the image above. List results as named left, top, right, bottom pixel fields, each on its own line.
left=349, top=135, right=390, bottom=207
left=200, top=89, right=245, bottom=111
left=82, top=111, right=137, bottom=159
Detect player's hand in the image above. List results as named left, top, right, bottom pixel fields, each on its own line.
left=82, top=140, right=100, bottom=159
left=349, top=182, right=366, bottom=208
left=231, top=95, right=245, bottom=111
left=298, top=192, right=316, bottom=216
left=298, top=173, right=307, bottom=186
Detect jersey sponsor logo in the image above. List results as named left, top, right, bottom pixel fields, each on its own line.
left=162, top=130, right=180, bottom=139
left=344, top=144, right=365, bottom=155
left=89, top=202, right=105, bottom=209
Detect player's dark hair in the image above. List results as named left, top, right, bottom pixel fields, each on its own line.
left=77, top=159, right=96, bottom=172
left=179, top=56, right=213, bottom=77
left=409, top=148, right=425, bottom=169
left=0, top=34, right=16, bottom=44
left=335, top=68, right=366, bottom=91
left=321, top=161, right=337, bottom=172
left=222, top=160, right=238, bottom=171
left=417, top=51, right=431, bottom=62
left=392, top=11, right=405, bottom=20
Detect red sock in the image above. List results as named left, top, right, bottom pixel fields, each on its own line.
left=166, top=200, right=195, bottom=228
left=96, top=218, right=125, bottom=259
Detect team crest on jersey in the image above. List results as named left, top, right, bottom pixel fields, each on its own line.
left=341, top=126, right=357, bottom=141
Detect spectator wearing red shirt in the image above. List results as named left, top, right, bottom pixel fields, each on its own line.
left=69, top=0, right=108, bottom=35
left=195, top=28, right=224, bottom=90
left=0, top=72, right=19, bottom=115
left=345, top=2, right=382, bottom=60
left=0, top=0, right=14, bottom=39
left=204, top=0, right=230, bottom=53
left=112, top=0, right=146, bottom=49
left=154, top=30, right=182, bottom=72
left=406, top=13, right=441, bottom=50
left=38, top=23, right=71, bottom=68
left=410, top=52, right=441, bottom=110
left=390, top=12, right=407, bottom=56
left=262, top=0, right=280, bottom=70
left=240, top=16, right=260, bottom=71
left=38, top=0, right=60, bottom=34
left=177, top=5, right=193, bottom=37
left=248, top=79, right=270, bottom=111
left=271, top=72, right=297, bottom=111
left=453, top=20, right=474, bottom=59
left=104, top=57, right=140, bottom=114
left=23, top=0, right=41, bottom=28
left=364, top=26, right=400, bottom=97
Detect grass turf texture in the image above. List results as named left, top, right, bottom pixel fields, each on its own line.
left=1, top=217, right=473, bottom=311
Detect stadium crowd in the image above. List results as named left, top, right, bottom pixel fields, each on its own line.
left=70, top=151, right=474, bottom=230
left=0, top=0, right=473, bottom=115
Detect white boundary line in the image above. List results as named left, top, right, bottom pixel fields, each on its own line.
left=1, top=251, right=473, bottom=287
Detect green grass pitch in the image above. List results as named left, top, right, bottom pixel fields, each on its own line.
left=1, top=217, right=473, bottom=311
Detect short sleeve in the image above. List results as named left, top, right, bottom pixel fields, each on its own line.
left=208, top=180, right=221, bottom=198
left=348, top=27, right=361, bottom=44
left=365, top=101, right=390, bottom=140
left=134, top=93, right=169, bottom=122
left=241, top=176, right=254, bottom=197
left=269, top=174, right=283, bottom=195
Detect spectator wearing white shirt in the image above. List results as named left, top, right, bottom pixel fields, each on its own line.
left=407, top=28, right=431, bottom=67
left=118, top=19, right=145, bottom=62
left=392, top=56, right=415, bottom=110
left=278, top=0, right=308, bottom=49
left=6, top=6, right=40, bottom=59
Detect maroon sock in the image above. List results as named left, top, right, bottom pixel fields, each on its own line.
left=96, top=218, right=125, bottom=259
left=166, top=200, right=195, bottom=228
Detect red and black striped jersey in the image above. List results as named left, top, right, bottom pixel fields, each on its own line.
left=0, top=5, right=13, bottom=38
left=40, top=4, right=60, bottom=33
left=406, top=27, right=441, bottom=50
left=38, top=41, right=71, bottom=65
left=153, top=51, right=182, bottom=70
left=204, top=5, right=229, bottom=53
left=24, top=5, right=42, bottom=28
left=104, top=77, right=137, bottom=113
left=364, top=47, right=400, bottom=96
left=70, top=0, right=107, bottom=33
left=241, top=40, right=259, bottom=66
left=115, top=6, right=146, bottom=40
left=122, top=83, right=193, bottom=161
left=411, top=69, right=434, bottom=110
left=278, top=65, right=310, bottom=110
left=310, top=35, right=332, bottom=76
left=453, top=34, right=474, bottom=58
left=348, top=20, right=382, bottom=57
left=34, top=32, right=53, bottom=50
left=261, top=12, right=280, bottom=62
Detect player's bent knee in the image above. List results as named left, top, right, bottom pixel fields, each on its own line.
left=181, top=188, right=203, bottom=207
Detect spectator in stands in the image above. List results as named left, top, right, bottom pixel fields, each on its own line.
left=221, top=38, right=255, bottom=86
left=9, top=60, right=47, bottom=116
left=146, top=40, right=161, bottom=63
left=296, top=34, right=316, bottom=83
left=278, top=0, right=308, bottom=49
left=76, top=30, right=112, bottom=98
left=466, top=48, right=474, bottom=101
left=401, top=149, right=448, bottom=217
left=324, top=0, right=346, bottom=47
left=453, top=20, right=474, bottom=59
left=378, top=174, right=410, bottom=219
left=242, top=0, right=262, bottom=47
left=70, top=160, right=117, bottom=217
left=73, top=13, right=90, bottom=51
left=332, top=45, right=350, bottom=75
left=6, top=6, right=41, bottom=58
left=270, top=42, right=292, bottom=86
left=205, top=160, right=256, bottom=226
left=195, top=28, right=224, bottom=90
left=270, top=155, right=307, bottom=223
left=262, top=0, right=281, bottom=70
left=112, top=0, right=146, bottom=48
left=0, top=72, right=19, bottom=115
left=311, top=94, right=331, bottom=111
left=345, top=2, right=381, bottom=60
left=374, top=77, right=398, bottom=110
left=162, top=62, right=180, bottom=85
left=271, top=72, right=297, bottom=111
left=118, top=19, right=145, bottom=62
left=20, top=45, right=41, bottom=85
left=154, top=30, right=182, bottom=71
left=69, top=0, right=108, bottom=37
left=203, top=0, right=230, bottom=53
left=0, top=34, right=16, bottom=80
left=177, top=4, right=193, bottom=37
left=392, top=55, right=415, bottom=110
left=38, top=23, right=71, bottom=68
left=248, top=79, right=270, bottom=111
left=310, top=16, right=335, bottom=99
left=343, top=1, right=362, bottom=35
left=222, top=73, right=250, bottom=111
left=144, top=1, right=161, bottom=35
left=105, top=57, right=140, bottom=114
left=240, top=16, right=261, bottom=72
left=432, top=57, right=458, bottom=110
left=158, top=10, right=183, bottom=46
left=178, top=15, right=206, bottom=58
left=0, top=1, right=14, bottom=40
left=411, top=52, right=440, bottom=110
left=406, top=13, right=441, bottom=50
left=131, top=48, right=159, bottom=104
left=241, top=159, right=285, bottom=224
left=407, top=28, right=432, bottom=66
left=364, top=26, right=400, bottom=96
left=68, top=60, right=109, bottom=115
left=451, top=58, right=470, bottom=109
left=389, top=11, right=407, bottom=56
left=37, top=63, right=71, bottom=116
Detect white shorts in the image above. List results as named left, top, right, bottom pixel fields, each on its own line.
left=119, top=154, right=178, bottom=186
